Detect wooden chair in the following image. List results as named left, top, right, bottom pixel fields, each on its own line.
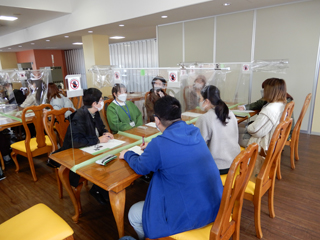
left=277, top=101, right=294, bottom=179
left=0, top=152, right=5, bottom=171
left=70, top=95, right=83, bottom=109
left=149, top=143, right=259, bottom=240
left=0, top=203, right=74, bottom=240
left=243, top=118, right=292, bottom=239
left=101, top=98, right=113, bottom=132
left=285, top=93, right=312, bottom=169
left=43, top=108, right=75, bottom=198
left=10, top=104, right=53, bottom=182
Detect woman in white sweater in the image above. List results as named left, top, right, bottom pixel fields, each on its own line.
left=239, top=78, right=287, bottom=154
left=47, top=83, right=76, bottom=118
left=195, top=85, right=240, bottom=174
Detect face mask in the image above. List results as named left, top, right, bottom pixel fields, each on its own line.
left=96, top=101, right=104, bottom=111
left=154, top=86, right=162, bottom=92
left=200, top=100, right=206, bottom=111
left=118, top=93, right=127, bottom=102
left=194, top=83, right=203, bottom=89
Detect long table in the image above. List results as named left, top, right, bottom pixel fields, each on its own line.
left=49, top=108, right=257, bottom=238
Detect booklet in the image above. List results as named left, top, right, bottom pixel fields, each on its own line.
left=81, top=139, right=125, bottom=154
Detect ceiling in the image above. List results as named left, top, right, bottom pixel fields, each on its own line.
left=0, top=0, right=304, bottom=52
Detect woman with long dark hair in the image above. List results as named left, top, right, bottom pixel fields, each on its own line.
left=195, top=85, right=240, bottom=174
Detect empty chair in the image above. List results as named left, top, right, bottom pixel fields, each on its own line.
left=11, top=104, right=53, bottom=182
left=148, top=143, right=258, bottom=240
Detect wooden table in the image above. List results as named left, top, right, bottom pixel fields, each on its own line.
left=50, top=108, right=258, bottom=238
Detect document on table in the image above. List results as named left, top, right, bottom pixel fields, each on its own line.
left=146, top=122, right=156, bottom=128
left=81, top=139, right=126, bottom=154
left=181, top=112, right=204, bottom=117
left=231, top=110, right=254, bottom=117
left=128, top=145, right=144, bottom=155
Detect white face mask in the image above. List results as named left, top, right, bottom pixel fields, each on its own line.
left=118, top=93, right=127, bottom=102
left=194, top=83, right=204, bottom=89
left=200, top=100, right=207, bottom=111
left=96, top=100, right=104, bottom=111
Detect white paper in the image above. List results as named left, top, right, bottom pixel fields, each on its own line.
left=81, top=139, right=125, bottom=154
left=232, top=110, right=255, bottom=113
left=146, top=122, right=156, bottom=128
left=128, top=146, right=144, bottom=155
left=181, top=112, right=203, bottom=117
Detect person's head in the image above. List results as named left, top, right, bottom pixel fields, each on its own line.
left=152, top=76, right=167, bottom=91
left=193, top=75, right=206, bottom=89
left=200, top=85, right=230, bottom=125
left=263, top=78, right=287, bottom=103
left=83, top=88, right=103, bottom=111
left=47, top=83, right=62, bottom=101
left=154, top=95, right=181, bottom=131
left=112, top=83, right=127, bottom=102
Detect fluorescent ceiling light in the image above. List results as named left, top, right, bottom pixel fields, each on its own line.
left=8, top=48, right=11, bottom=49
left=72, top=42, right=83, bottom=45
left=109, top=36, right=125, bottom=39
left=64, top=36, right=69, bottom=38
left=0, top=16, right=18, bottom=21
left=88, top=30, right=93, bottom=33
left=223, top=3, right=231, bottom=6
left=161, top=15, right=168, bottom=18
left=46, top=39, right=50, bottom=42
left=31, top=43, right=35, bottom=45
left=119, top=24, right=124, bottom=27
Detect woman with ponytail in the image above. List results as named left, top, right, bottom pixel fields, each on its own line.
left=195, top=85, right=240, bottom=174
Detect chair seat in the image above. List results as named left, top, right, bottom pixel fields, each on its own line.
left=220, top=174, right=255, bottom=195
left=11, top=135, right=52, bottom=153
left=0, top=203, right=73, bottom=240
left=169, top=223, right=214, bottom=240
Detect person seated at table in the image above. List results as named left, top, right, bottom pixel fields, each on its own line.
left=49, top=88, right=114, bottom=204
left=119, top=96, right=223, bottom=240
left=195, top=85, right=240, bottom=175
left=185, top=75, right=206, bottom=111
left=145, top=76, right=167, bottom=122
left=107, top=83, right=143, bottom=133
left=239, top=78, right=287, bottom=155
left=46, top=83, right=76, bottom=118
left=20, top=79, right=45, bottom=108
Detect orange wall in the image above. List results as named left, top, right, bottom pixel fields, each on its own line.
left=15, top=50, right=67, bottom=78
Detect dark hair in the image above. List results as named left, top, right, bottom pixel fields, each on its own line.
left=263, top=78, right=287, bottom=103
left=262, top=78, right=293, bottom=100
left=154, top=95, right=181, bottom=127
left=151, top=76, right=167, bottom=89
left=112, top=83, right=127, bottom=99
left=83, top=88, right=102, bottom=107
left=201, top=85, right=230, bottom=126
left=47, top=83, right=62, bottom=101
left=28, top=79, right=45, bottom=105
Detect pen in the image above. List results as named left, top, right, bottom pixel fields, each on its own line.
left=142, top=136, right=145, bottom=146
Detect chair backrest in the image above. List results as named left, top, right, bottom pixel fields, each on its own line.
left=292, top=93, right=312, bottom=138
left=280, top=101, right=295, bottom=122
left=210, top=143, right=259, bottom=240
left=101, top=98, right=113, bottom=133
left=257, top=118, right=292, bottom=185
left=70, top=96, right=83, bottom=109
left=43, top=108, right=75, bottom=152
left=21, top=104, right=53, bottom=152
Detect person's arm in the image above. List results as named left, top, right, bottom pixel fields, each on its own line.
left=245, top=99, right=267, bottom=110
left=129, top=102, right=143, bottom=127
left=106, top=103, right=132, bottom=133
left=50, top=97, right=63, bottom=111
left=69, top=120, right=99, bottom=148
left=195, top=115, right=211, bottom=144
left=247, top=113, right=273, bottom=138
left=20, top=94, right=36, bottom=108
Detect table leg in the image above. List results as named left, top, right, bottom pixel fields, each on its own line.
left=58, top=165, right=80, bottom=222
left=109, top=189, right=126, bottom=238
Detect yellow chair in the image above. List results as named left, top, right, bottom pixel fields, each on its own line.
left=11, top=104, right=53, bottom=182
left=149, top=143, right=259, bottom=240
left=285, top=93, right=311, bottom=169
left=244, top=118, right=292, bottom=239
left=0, top=203, right=74, bottom=240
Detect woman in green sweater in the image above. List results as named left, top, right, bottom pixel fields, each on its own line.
left=107, top=83, right=143, bottom=133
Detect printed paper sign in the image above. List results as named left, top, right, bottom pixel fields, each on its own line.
left=168, top=71, right=178, bottom=82
left=65, top=74, right=82, bottom=91
left=114, top=71, right=121, bottom=81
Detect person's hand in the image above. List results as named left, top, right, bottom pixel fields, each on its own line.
left=103, top=132, right=114, bottom=139
left=140, top=142, right=148, bottom=151
left=119, top=150, right=128, bottom=159
left=99, top=134, right=110, bottom=143
left=43, top=109, right=48, bottom=113
left=238, top=106, right=245, bottom=111
left=158, top=91, right=164, bottom=98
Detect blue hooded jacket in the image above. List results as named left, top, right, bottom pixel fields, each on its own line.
left=124, top=121, right=223, bottom=238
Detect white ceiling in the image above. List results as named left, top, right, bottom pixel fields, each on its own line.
left=0, top=0, right=305, bottom=52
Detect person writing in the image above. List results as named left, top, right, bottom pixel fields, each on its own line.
left=107, top=83, right=143, bottom=133
left=119, top=96, right=223, bottom=240
left=196, top=85, right=240, bottom=175
left=145, top=76, right=167, bottom=122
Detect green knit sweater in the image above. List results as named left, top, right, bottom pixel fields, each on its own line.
left=107, top=101, right=143, bottom=133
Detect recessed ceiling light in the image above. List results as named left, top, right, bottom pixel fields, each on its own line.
left=31, top=43, right=35, bottom=45
left=223, top=3, right=231, bottom=6
left=109, top=36, right=125, bottom=39
left=161, top=15, right=168, bottom=19
left=88, top=30, right=93, bottom=33
left=119, top=24, right=124, bottom=27
left=72, top=42, right=83, bottom=45
left=8, top=48, right=11, bottom=49
left=0, top=16, right=18, bottom=21
left=18, top=45, right=22, bottom=47
left=64, top=36, right=69, bottom=38
left=46, top=39, right=50, bottom=42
